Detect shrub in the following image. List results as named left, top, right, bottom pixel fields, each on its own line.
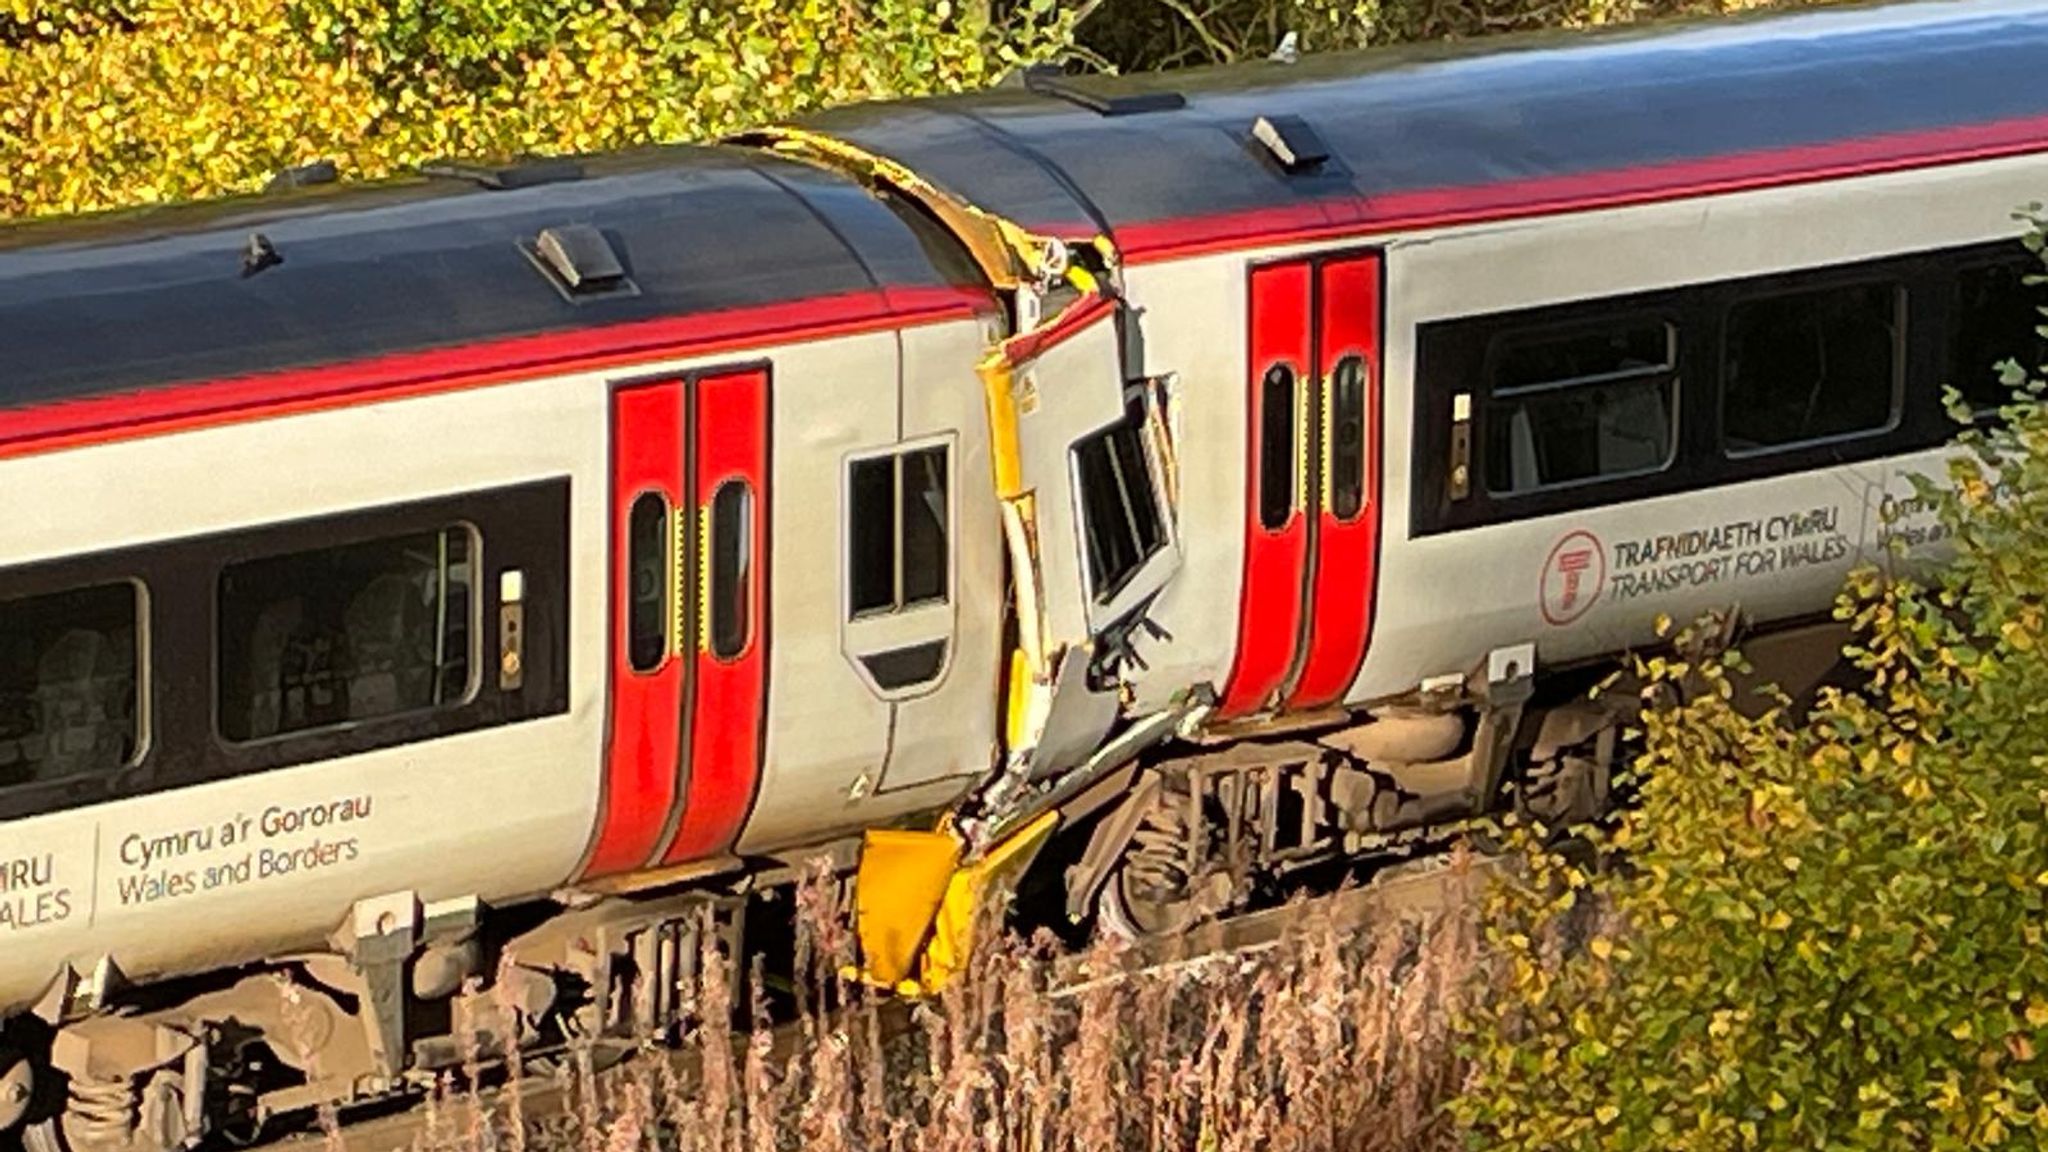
left=1456, top=214, right=2048, bottom=1150
left=0, top=0, right=1075, bottom=218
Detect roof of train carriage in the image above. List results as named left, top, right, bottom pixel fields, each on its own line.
left=0, top=146, right=990, bottom=455
left=802, top=0, right=2048, bottom=263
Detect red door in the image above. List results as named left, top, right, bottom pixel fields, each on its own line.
left=1218, top=252, right=1383, bottom=719
left=582, top=367, right=771, bottom=881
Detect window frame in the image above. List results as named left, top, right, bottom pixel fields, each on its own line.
left=1411, top=242, right=1993, bottom=538
left=840, top=434, right=958, bottom=700
left=0, top=577, right=152, bottom=796
left=1717, top=277, right=1907, bottom=459
left=1070, top=384, right=1179, bottom=625
left=1946, top=252, right=2048, bottom=422
left=844, top=440, right=954, bottom=623
left=0, top=479, right=571, bottom=824
left=214, top=522, right=484, bottom=747
left=705, top=479, right=754, bottom=663
left=1479, top=315, right=1682, bottom=499
left=624, top=489, right=674, bottom=674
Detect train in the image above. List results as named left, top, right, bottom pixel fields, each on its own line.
left=4, top=0, right=2047, bottom=1147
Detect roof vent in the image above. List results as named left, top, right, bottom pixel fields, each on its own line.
left=1252, top=114, right=1328, bottom=174
left=1018, top=65, right=1185, bottom=117
left=423, top=156, right=585, bottom=190
left=521, top=224, right=638, bottom=301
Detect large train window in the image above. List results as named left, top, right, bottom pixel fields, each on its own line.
left=217, top=527, right=476, bottom=742
left=1485, top=321, right=1676, bottom=495
left=1075, top=392, right=1169, bottom=604
left=1723, top=281, right=1902, bottom=454
left=846, top=444, right=951, bottom=619
left=1951, top=259, right=2048, bottom=417
left=0, top=582, right=143, bottom=790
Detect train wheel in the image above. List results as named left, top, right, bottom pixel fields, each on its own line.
left=1092, top=788, right=1236, bottom=940
left=1095, top=863, right=1200, bottom=940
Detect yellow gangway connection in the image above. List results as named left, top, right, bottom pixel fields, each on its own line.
left=852, top=810, right=1060, bottom=995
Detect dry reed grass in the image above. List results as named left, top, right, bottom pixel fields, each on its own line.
left=412, top=858, right=1489, bottom=1152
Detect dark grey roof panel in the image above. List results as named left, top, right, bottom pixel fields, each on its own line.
left=0, top=147, right=990, bottom=410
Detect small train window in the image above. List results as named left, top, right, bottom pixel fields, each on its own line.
left=845, top=444, right=951, bottom=620
left=1329, top=355, right=1369, bottom=521
left=708, top=481, right=753, bottom=661
left=0, top=582, right=143, bottom=790
left=218, top=527, right=475, bottom=742
left=1486, top=321, right=1676, bottom=495
left=1258, top=363, right=1297, bottom=530
left=1951, top=259, right=2047, bottom=418
left=1074, top=392, right=1169, bottom=604
left=627, top=492, right=670, bottom=672
left=1723, top=282, right=1901, bottom=454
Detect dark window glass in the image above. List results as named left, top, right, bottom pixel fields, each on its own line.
left=900, top=446, right=949, bottom=608
left=848, top=458, right=895, bottom=617
left=0, top=583, right=140, bottom=790
left=1723, top=282, right=1900, bottom=453
left=1496, top=323, right=1671, bottom=393
left=627, top=493, right=669, bottom=673
left=1486, top=322, right=1676, bottom=495
left=709, top=482, right=752, bottom=661
left=1075, top=394, right=1169, bottom=604
left=219, top=528, right=473, bottom=742
left=1952, top=260, right=2048, bottom=416
left=846, top=446, right=950, bottom=618
left=1330, top=355, right=1369, bottom=521
left=1259, top=363, right=1297, bottom=530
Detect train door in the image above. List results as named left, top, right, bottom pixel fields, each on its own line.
left=1218, top=251, right=1384, bottom=718
left=583, top=366, right=772, bottom=880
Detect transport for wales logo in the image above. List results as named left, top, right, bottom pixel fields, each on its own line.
left=1541, top=529, right=1606, bottom=626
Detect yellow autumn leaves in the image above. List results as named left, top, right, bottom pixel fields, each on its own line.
left=0, top=0, right=1075, bottom=218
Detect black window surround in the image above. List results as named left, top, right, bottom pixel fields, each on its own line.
left=1413, top=240, right=2022, bottom=537
left=0, top=478, right=570, bottom=821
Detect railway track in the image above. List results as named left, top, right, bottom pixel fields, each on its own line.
left=246, top=851, right=1502, bottom=1152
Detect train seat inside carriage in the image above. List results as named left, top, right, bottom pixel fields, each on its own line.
left=225, top=531, right=472, bottom=741
left=0, top=588, right=138, bottom=788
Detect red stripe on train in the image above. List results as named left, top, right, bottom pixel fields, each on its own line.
left=0, top=286, right=991, bottom=460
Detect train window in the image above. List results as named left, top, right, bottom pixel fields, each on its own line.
left=218, top=527, right=474, bottom=742
left=1075, top=392, right=1169, bottom=603
left=1951, top=259, right=2048, bottom=417
left=901, top=448, right=949, bottom=607
left=1723, top=282, right=1901, bottom=454
left=0, top=582, right=142, bottom=790
left=1485, top=321, right=1676, bottom=495
left=708, top=481, right=753, bottom=660
left=627, top=492, right=670, bottom=672
left=845, top=445, right=951, bottom=619
left=1329, top=355, right=1369, bottom=520
left=1258, top=363, right=1297, bottom=529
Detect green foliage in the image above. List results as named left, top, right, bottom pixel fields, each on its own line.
left=0, top=0, right=1075, bottom=217
left=1072, top=0, right=1799, bottom=73
left=1455, top=214, right=2048, bottom=1150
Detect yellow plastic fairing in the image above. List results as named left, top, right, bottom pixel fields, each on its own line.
left=920, top=810, right=1059, bottom=990
left=853, top=826, right=963, bottom=991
